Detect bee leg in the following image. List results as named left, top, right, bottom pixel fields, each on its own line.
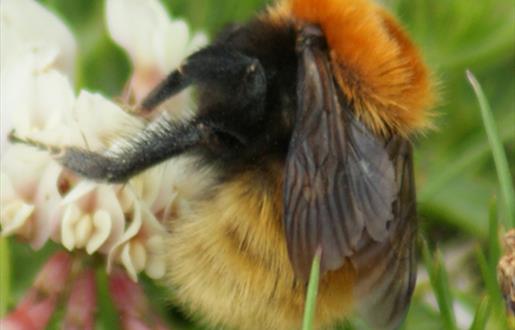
left=141, top=45, right=266, bottom=116
left=9, top=47, right=266, bottom=183
left=140, top=68, right=192, bottom=112
left=8, top=117, right=214, bottom=183
left=7, top=131, right=63, bottom=155
left=60, top=118, right=215, bottom=183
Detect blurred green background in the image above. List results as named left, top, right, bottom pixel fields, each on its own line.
left=5, top=0, right=514, bottom=329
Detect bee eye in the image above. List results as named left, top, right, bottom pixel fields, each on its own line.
left=215, top=130, right=247, bottom=149
left=241, top=60, right=266, bottom=99
left=207, top=123, right=248, bottom=149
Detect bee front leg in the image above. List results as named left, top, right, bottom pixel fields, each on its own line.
left=8, top=117, right=213, bottom=183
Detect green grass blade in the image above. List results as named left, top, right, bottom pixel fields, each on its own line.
left=466, top=70, right=515, bottom=228
left=481, top=198, right=509, bottom=329
left=421, top=239, right=457, bottom=330
left=468, top=296, right=491, bottom=330
left=302, top=248, right=322, bottom=330
left=95, top=269, right=120, bottom=330
left=475, top=247, right=509, bottom=329
left=488, top=199, right=501, bottom=273
left=0, top=237, right=10, bottom=317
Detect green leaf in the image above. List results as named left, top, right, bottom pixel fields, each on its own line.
left=0, top=237, right=10, bottom=317
left=302, top=248, right=322, bottom=330
left=467, top=70, right=515, bottom=228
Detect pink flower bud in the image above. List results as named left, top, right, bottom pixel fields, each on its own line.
left=63, top=268, right=97, bottom=330
left=109, top=268, right=170, bottom=330
left=0, top=292, right=55, bottom=330
left=0, top=252, right=72, bottom=329
left=34, top=251, right=72, bottom=295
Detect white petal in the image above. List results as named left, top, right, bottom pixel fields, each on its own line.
left=150, top=156, right=212, bottom=217
left=120, top=243, right=138, bottom=281
left=94, top=185, right=125, bottom=251
left=1, top=146, right=50, bottom=199
left=1, top=63, right=75, bottom=149
left=86, top=209, right=112, bottom=255
left=1, top=58, right=33, bottom=150
left=18, top=70, right=75, bottom=141
left=129, top=167, right=163, bottom=207
left=130, top=240, right=147, bottom=273
left=149, top=157, right=191, bottom=213
left=0, top=161, right=61, bottom=248
left=106, top=0, right=170, bottom=69
left=156, top=190, right=178, bottom=221
left=30, top=70, right=75, bottom=133
left=145, top=256, right=166, bottom=279
left=145, top=234, right=165, bottom=254
left=0, top=201, right=34, bottom=236
left=156, top=19, right=189, bottom=72
left=0, top=0, right=77, bottom=77
left=31, top=163, right=64, bottom=249
left=61, top=204, right=81, bottom=251
left=150, top=169, right=179, bottom=213
left=73, top=91, right=143, bottom=149
left=74, top=214, right=93, bottom=248
left=0, top=56, right=32, bottom=148
left=121, top=194, right=144, bottom=241
left=61, top=181, right=96, bottom=205
left=186, top=32, right=209, bottom=54
left=144, top=234, right=166, bottom=279
left=107, top=192, right=143, bottom=272
left=117, top=186, right=134, bottom=214
left=0, top=172, right=16, bottom=203
left=141, top=206, right=166, bottom=234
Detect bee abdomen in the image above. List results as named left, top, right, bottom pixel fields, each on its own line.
left=165, top=169, right=355, bottom=329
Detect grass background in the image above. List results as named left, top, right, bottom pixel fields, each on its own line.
left=1, top=0, right=514, bottom=329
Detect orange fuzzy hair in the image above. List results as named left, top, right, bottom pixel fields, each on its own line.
left=275, top=0, right=435, bottom=136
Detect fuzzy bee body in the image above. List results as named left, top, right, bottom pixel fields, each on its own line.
left=11, top=0, right=434, bottom=329
left=161, top=2, right=431, bottom=328
left=163, top=17, right=347, bottom=328
left=166, top=163, right=355, bottom=329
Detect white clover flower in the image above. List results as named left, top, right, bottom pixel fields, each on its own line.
left=1, top=0, right=205, bottom=281
left=0, top=73, right=137, bottom=250
left=1, top=0, right=77, bottom=150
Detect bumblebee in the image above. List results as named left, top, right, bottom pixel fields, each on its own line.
left=12, top=0, right=434, bottom=328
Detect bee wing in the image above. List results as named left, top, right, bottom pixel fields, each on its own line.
left=351, top=137, right=417, bottom=329
left=283, top=41, right=399, bottom=281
